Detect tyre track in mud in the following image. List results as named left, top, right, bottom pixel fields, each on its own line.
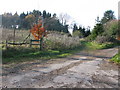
left=32, top=59, right=88, bottom=87
left=2, top=55, right=98, bottom=88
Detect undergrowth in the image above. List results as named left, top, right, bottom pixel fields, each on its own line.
left=111, top=53, right=120, bottom=64
left=2, top=46, right=82, bottom=64
left=81, top=41, right=118, bottom=50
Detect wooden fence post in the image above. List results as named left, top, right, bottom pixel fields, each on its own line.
left=13, top=27, right=16, bottom=46
left=40, top=38, right=43, bottom=50
left=30, top=39, right=32, bottom=48
left=6, top=40, right=8, bottom=49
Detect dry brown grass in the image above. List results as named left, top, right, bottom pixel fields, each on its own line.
left=44, top=32, right=80, bottom=50
left=2, top=29, right=34, bottom=43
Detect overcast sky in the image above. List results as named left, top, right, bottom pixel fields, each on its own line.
left=0, top=0, right=119, bottom=31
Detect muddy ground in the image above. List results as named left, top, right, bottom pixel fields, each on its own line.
left=1, top=47, right=119, bottom=88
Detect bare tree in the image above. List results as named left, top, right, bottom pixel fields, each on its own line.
left=59, top=13, right=70, bottom=25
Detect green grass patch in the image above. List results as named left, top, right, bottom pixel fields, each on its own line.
left=81, top=41, right=118, bottom=50
left=89, top=42, right=116, bottom=49
left=2, top=46, right=82, bottom=64
left=110, top=53, right=120, bottom=64
left=57, top=53, right=72, bottom=58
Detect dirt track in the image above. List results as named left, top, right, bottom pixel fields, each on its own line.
left=1, top=47, right=119, bottom=88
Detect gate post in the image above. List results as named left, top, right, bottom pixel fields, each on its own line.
left=30, top=39, right=32, bottom=48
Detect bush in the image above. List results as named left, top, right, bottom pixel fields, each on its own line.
left=95, top=35, right=112, bottom=43
left=72, top=30, right=81, bottom=38
left=44, top=32, right=80, bottom=50
left=103, top=20, right=118, bottom=37
left=111, top=53, right=120, bottom=64
left=87, top=23, right=104, bottom=41
left=86, top=33, right=97, bottom=41
left=95, top=35, right=120, bottom=44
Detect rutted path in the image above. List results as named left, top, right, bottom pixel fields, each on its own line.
left=2, top=47, right=119, bottom=88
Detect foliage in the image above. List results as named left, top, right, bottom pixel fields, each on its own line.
left=87, top=23, right=104, bottom=41
left=111, top=53, right=120, bottom=64
left=73, top=23, right=78, bottom=32
left=101, top=10, right=116, bottom=24
left=30, top=23, right=47, bottom=40
left=87, top=10, right=116, bottom=42
left=30, top=21, right=48, bottom=50
left=32, top=10, right=42, bottom=25
left=77, top=27, right=86, bottom=38
left=44, top=32, right=80, bottom=50
left=73, top=25, right=91, bottom=38
left=94, top=20, right=119, bottom=43
left=103, top=20, right=118, bottom=37
left=44, top=17, right=69, bottom=33
left=81, top=41, right=118, bottom=50
left=95, top=35, right=120, bottom=44
left=2, top=10, right=69, bottom=33
left=25, top=14, right=35, bottom=28
left=89, top=42, right=116, bottom=49
left=2, top=12, right=20, bottom=28
left=95, top=35, right=112, bottom=43
left=72, top=30, right=81, bottom=37
left=85, top=29, right=91, bottom=37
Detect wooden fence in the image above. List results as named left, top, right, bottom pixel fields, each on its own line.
left=5, top=39, right=43, bottom=50
left=29, top=39, right=41, bottom=47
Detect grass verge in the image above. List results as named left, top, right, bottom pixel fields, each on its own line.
left=2, top=46, right=82, bottom=64
left=110, top=53, right=120, bottom=64
left=81, top=41, right=119, bottom=50
left=3, top=40, right=119, bottom=64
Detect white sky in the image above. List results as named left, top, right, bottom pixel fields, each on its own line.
left=0, top=0, right=119, bottom=31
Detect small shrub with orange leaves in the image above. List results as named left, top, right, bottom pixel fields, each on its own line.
left=30, top=24, right=47, bottom=40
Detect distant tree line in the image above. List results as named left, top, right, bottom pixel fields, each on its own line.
left=3, top=10, right=116, bottom=40
left=1, top=10, right=69, bottom=33
left=72, top=23, right=91, bottom=38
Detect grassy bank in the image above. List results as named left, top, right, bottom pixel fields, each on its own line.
left=110, top=53, right=120, bottom=64
left=2, top=46, right=82, bottom=64
left=81, top=41, right=118, bottom=50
